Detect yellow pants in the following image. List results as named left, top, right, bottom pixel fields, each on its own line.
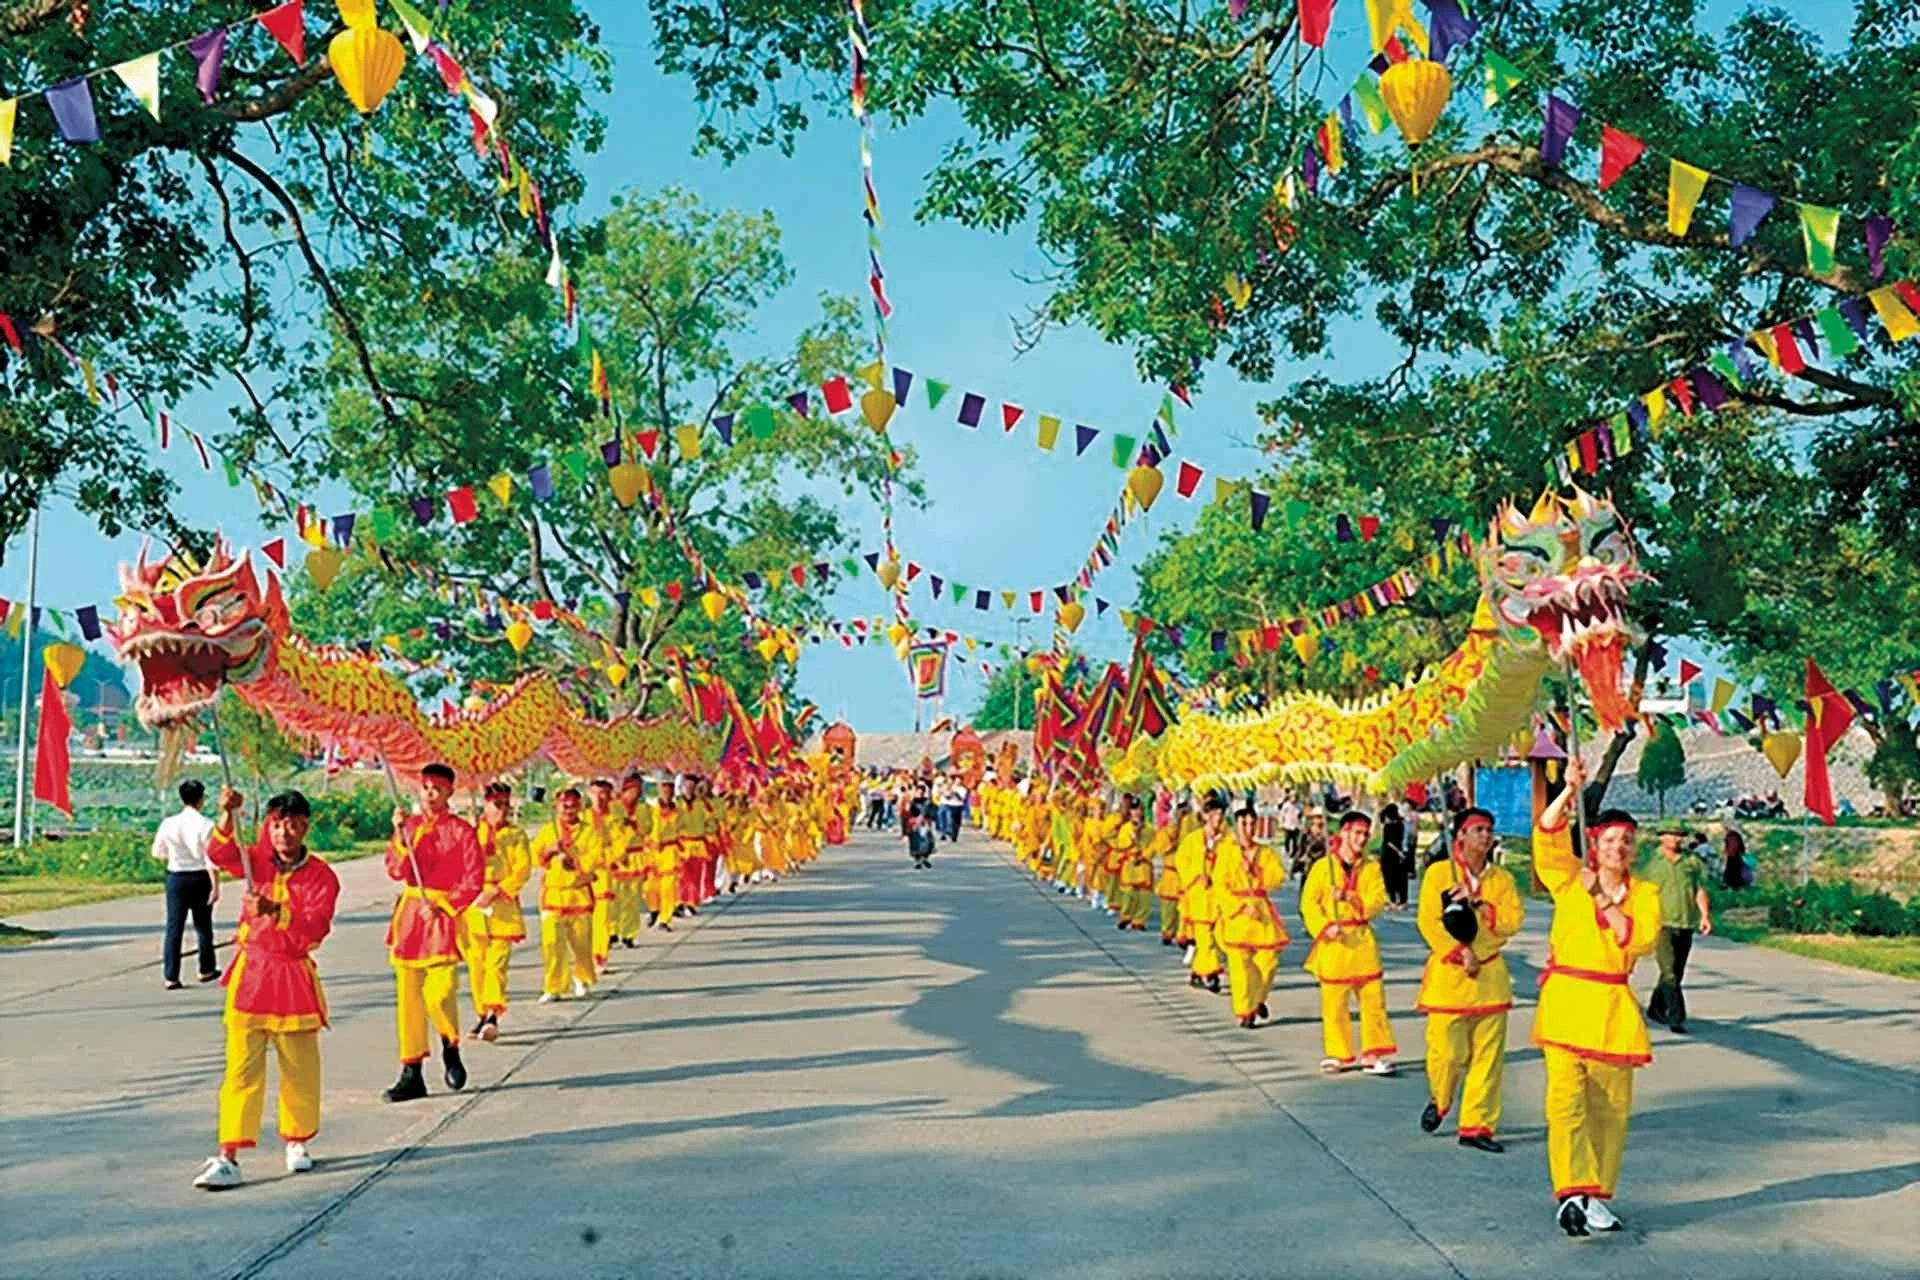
left=591, top=893, right=611, bottom=965
left=611, top=879, right=645, bottom=941
left=464, top=936, right=513, bottom=1018
left=1543, top=1045, right=1634, bottom=1200
left=1425, top=1011, right=1507, bottom=1136
left=1189, top=921, right=1221, bottom=978
left=655, top=862, right=680, bottom=922
left=1225, top=946, right=1279, bottom=1018
left=1159, top=898, right=1181, bottom=940
left=541, top=913, right=594, bottom=995
left=1318, top=979, right=1397, bottom=1063
left=1121, top=886, right=1154, bottom=927
left=394, top=963, right=462, bottom=1063
left=218, top=1025, right=321, bottom=1150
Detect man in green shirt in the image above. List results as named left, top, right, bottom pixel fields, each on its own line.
left=1643, top=820, right=1713, bottom=1033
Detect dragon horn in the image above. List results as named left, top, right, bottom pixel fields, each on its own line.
left=1528, top=490, right=1560, bottom=525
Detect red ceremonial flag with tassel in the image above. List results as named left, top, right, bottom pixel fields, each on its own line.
left=33, top=668, right=74, bottom=816
left=1803, top=658, right=1854, bottom=826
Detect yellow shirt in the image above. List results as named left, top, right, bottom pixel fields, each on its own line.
left=1210, top=840, right=1290, bottom=951
left=463, top=820, right=532, bottom=941
left=615, top=804, right=654, bottom=879
left=583, top=808, right=628, bottom=892
left=531, top=821, right=594, bottom=916
left=1300, top=854, right=1387, bottom=983
left=1530, top=819, right=1662, bottom=1066
left=652, top=806, right=682, bottom=873
left=1413, top=857, right=1525, bottom=1015
left=1109, top=817, right=1141, bottom=876
left=1174, top=826, right=1226, bottom=924
left=1153, top=826, right=1183, bottom=899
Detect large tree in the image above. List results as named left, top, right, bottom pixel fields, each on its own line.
left=1, top=0, right=608, bottom=550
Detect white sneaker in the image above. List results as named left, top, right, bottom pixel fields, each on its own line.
left=284, top=1142, right=313, bottom=1173
left=570, top=979, right=588, bottom=998
left=193, top=1155, right=242, bottom=1190
left=538, top=992, right=559, bottom=1004
left=1365, top=1059, right=1398, bottom=1077
left=1582, top=1196, right=1622, bottom=1231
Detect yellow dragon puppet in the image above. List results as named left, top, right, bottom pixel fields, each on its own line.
left=109, top=538, right=717, bottom=786
left=1141, top=489, right=1648, bottom=795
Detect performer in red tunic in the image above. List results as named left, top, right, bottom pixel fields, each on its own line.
left=193, top=786, right=341, bottom=1190
left=382, top=762, right=484, bottom=1103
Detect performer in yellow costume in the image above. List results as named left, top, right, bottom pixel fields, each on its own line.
left=651, top=784, right=683, bottom=929
left=1175, top=792, right=1228, bottom=993
left=1153, top=799, right=1186, bottom=946
left=1534, top=758, right=1662, bottom=1237
left=462, top=782, right=531, bottom=1042
left=584, top=778, right=628, bottom=972
left=531, top=788, right=596, bottom=1001
left=612, top=773, right=652, bottom=947
left=1414, top=805, right=1524, bottom=1152
left=726, top=791, right=760, bottom=887
left=1300, top=810, right=1397, bottom=1074
left=1114, top=795, right=1154, bottom=931
left=1102, top=795, right=1135, bottom=920
left=1211, top=801, right=1289, bottom=1028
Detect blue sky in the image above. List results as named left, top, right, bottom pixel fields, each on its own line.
left=6, top=1, right=1831, bottom=729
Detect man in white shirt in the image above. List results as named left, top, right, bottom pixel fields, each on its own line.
left=1279, top=795, right=1304, bottom=865
left=153, top=779, right=219, bottom=989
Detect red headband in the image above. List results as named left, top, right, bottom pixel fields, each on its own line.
left=1457, top=814, right=1493, bottom=833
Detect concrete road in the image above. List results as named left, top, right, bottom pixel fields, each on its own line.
left=1, top=827, right=1915, bottom=1279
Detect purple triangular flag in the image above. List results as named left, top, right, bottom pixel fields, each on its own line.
left=957, top=391, right=985, bottom=427
left=411, top=496, right=436, bottom=525
left=1249, top=488, right=1271, bottom=532
left=1728, top=184, right=1776, bottom=248
left=1626, top=399, right=1649, bottom=441
left=1302, top=142, right=1320, bottom=194
left=1339, top=94, right=1354, bottom=134
left=1646, top=640, right=1669, bottom=670
left=332, top=513, right=357, bottom=545
left=1838, top=296, right=1871, bottom=342
left=188, top=28, right=229, bottom=104
left=44, top=78, right=100, bottom=143
left=740, top=572, right=761, bottom=590
left=814, top=562, right=830, bottom=584
left=714, top=412, right=734, bottom=445
left=1690, top=366, right=1728, bottom=411
left=527, top=464, right=553, bottom=500
left=1728, top=339, right=1758, bottom=384
left=600, top=438, right=621, bottom=467
left=1792, top=316, right=1820, bottom=359
left=974, top=590, right=990, bottom=611
left=892, top=367, right=914, bottom=402
left=76, top=605, right=101, bottom=640
left=787, top=391, right=810, bottom=417
left=1541, top=94, right=1580, bottom=170
left=1053, top=585, right=1071, bottom=602
left=1211, top=630, right=1227, bottom=653
left=1152, top=421, right=1171, bottom=455
left=1876, top=679, right=1898, bottom=715
left=1752, top=693, right=1777, bottom=722
left=1425, top=0, right=1481, bottom=62
left=1845, top=689, right=1876, bottom=720
left=1336, top=514, right=1355, bottom=541
left=1073, top=424, right=1099, bottom=456
left=929, top=574, right=943, bottom=597
left=1095, top=598, right=1110, bottom=615
left=1865, top=214, right=1893, bottom=282
left=1429, top=517, right=1452, bottom=543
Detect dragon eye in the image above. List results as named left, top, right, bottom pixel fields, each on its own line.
left=1590, top=531, right=1629, bottom=565
left=1499, top=553, right=1546, bottom=581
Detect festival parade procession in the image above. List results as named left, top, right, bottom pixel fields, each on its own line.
left=3, top=2, right=1919, bottom=1278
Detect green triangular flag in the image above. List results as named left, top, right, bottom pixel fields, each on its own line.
left=49, top=610, right=69, bottom=636
left=223, top=457, right=241, bottom=487
left=559, top=448, right=589, bottom=482
left=389, top=0, right=435, bottom=54
left=1283, top=498, right=1310, bottom=526
left=926, top=379, right=951, bottom=411
left=1609, top=414, right=1632, bottom=457
left=841, top=557, right=860, bottom=576
left=951, top=581, right=967, bottom=603
left=1707, top=351, right=1742, bottom=388
left=745, top=403, right=776, bottom=439
left=1352, top=73, right=1391, bottom=133
left=1799, top=204, right=1840, bottom=274
left=1111, top=433, right=1137, bottom=469
left=369, top=508, right=397, bottom=541
left=1483, top=51, right=1525, bottom=107
left=1815, top=306, right=1859, bottom=357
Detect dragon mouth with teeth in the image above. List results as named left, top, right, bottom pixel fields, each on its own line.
left=1484, top=489, right=1651, bottom=734
left=110, top=539, right=286, bottom=730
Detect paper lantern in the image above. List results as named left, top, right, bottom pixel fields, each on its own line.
left=505, top=619, right=534, bottom=654
left=608, top=461, right=649, bottom=508
left=605, top=662, right=629, bottom=688
left=1127, top=464, right=1165, bottom=511
left=1380, top=58, right=1452, bottom=147
left=305, top=546, right=346, bottom=590
left=1058, top=600, right=1086, bottom=633
left=700, top=590, right=727, bottom=623
left=876, top=557, right=901, bottom=590
left=1761, top=731, right=1801, bottom=779
left=860, top=388, right=898, bottom=432
left=42, top=642, right=86, bottom=689
left=329, top=24, right=406, bottom=115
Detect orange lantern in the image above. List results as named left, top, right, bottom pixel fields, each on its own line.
left=330, top=24, right=406, bottom=115
left=1126, top=464, right=1165, bottom=511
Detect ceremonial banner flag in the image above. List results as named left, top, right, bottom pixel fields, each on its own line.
left=1540, top=94, right=1580, bottom=169
left=33, top=668, right=73, bottom=817
left=1803, top=658, right=1853, bottom=826
left=111, top=53, right=163, bottom=120
left=909, top=642, right=948, bottom=698
left=45, top=78, right=100, bottom=143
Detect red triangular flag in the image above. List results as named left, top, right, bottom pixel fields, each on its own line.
left=33, top=668, right=73, bottom=817
left=821, top=376, right=853, bottom=414
left=447, top=486, right=479, bottom=524
left=1176, top=460, right=1204, bottom=498
left=791, top=564, right=808, bottom=588
left=1598, top=125, right=1646, bottom=192
left=261, top=537, right=287, bottom=569
left=1678, top=658, right=1702, bottom=688
left=1170, top=384, right=1192, bottom=407
left=1358, top=514, right=1381, bottom=541
left=255, top=0, right=307, bottom=67
left=1001, top=404, right=1024, bottom=431
left=664, top=581, right=683, bottom=604
left=637, top=429, right=661, bottom=460
left=905, top=562, right=922, bottom=582
left=1803, top=658, right=1854, bottom=826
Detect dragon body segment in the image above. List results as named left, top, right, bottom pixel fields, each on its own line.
left=110, top=541, right=716, bottom=786
left=1148, top=490, right=1647, bottom=795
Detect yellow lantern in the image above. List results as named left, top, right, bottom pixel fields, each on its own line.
left=329, top=24, right=406, bottom=115
left=505, top=619, right=534, bottom=654
left=305, top=546, right=346, bottom=591
left=860, top=388, right=897, bottom=432
left=876, top=557, right=901, bottom=590
left=1058, top=600, right=1086, bottom=633
left=1127, top=464, right=1165, bottom=511
left=700, top=590, right=727, bottom=624
left=608, top=461, right=649, bottom=508
left=1379, top=58, right=1452, bottom=146
left=605, top=662, right=629, bottom=688
left=886, top=621, right=910, bottom=648
left=1761, top=731, right=1802, bottom=779
left=42, top=642, right=85, bottom=689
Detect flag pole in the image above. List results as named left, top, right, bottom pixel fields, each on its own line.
left=12, top=505, right=41, bottom=847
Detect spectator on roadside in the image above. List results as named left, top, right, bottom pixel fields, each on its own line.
left=1380, top=803, right=1410, bottom=909
left=153, top=778, right=220, bottom=989
left=1721, top=821, right=1750, bottom=890
left=1279, top=794, right=1303, bottom=864
left=1645, top=820, right=1713, bottom=1035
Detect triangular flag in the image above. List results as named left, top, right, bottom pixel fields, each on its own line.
left=1678, top=658, right=1702, bottom=688
left=1176, top=460, right=1203, bottom=498
left=1483, top=50, right=1525, bottom=107
left=1667, top=159, right=1711, bottom=236
left=1804, top=658, right=1854, bottom=826
left=1073, top=424, right=1098, bottom=456
left=674, top=424, right=702, bottom=459
left=1001, top=403, right=1024, bottom=431
left=390, top=0, right=434, bottom=53
left=186, top=28, right=229, bottom=105
left=1598, top=125, right=1644, bottom=191
left=926, top=379, right=951, bottom=411
left=1036, top=414, right=1061, bottom=452
left=1868, top=285, right=1918, bottom=342
left=1728, top=184, right=1776, bottom=248
left=1798, top=204, right=1841, bottom=275
left=44, top=78, right=100, bottom=144
left=1351, top=71, right=1390, bottom=133
left=111, top=52, right=163, bottom=121
left=256, top=1, right=308, bottom=66
left=0, top=98, right=14, bottom=166
left=261, top=538, right=287, bottom=569
left=488, top=472, right=514, bottom=506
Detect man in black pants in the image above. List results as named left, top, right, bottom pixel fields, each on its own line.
left=152, top=779, right=220, bottom=988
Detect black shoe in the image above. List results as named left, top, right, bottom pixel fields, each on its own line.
left=1206, top=974, right=1222, bottom=994
left=1161, top=937, right=1174, bottom=947
left=1459, top=1134, right=1505, bottom=1154
left=382, top=1062, right=427, bottom=1103
left=197, top=971, right=221, bottom=983
left=622, top=937, right=636, bottom=949
left=1189, top=974, right=1204, bottom=989
left=1420, top=1101, right=1443, bottom=1133
left=1116, top=920, right=1128, bottom=931
left=164, top=979, right=185, bottom=990
left=646, top=912, right=658, bottom=927
left=1238, top=1014, right=1257, bottom=1029
left=469, top=1017, right=486, bottom=1038
left=1255, top=1002, right=1268, bottom=1020
left=1556, top=1196, right=1590, bottom=1238
left=1670, top=1022, right=1689, bottom=1035
left=442, top=1038, right=467, bottom=1092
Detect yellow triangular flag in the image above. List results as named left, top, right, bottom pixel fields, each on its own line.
left=1666, top=159, right=1711, bottom=236
left=639, top=587, right=660, bottom=608
left=1364, top=0, right=1429, bottom=54
left=1748, top=327, right=1780, bottom=368
left=1000, top=590, right=1015, bottom=609
left=0, top=98, right=15, bottom=167
left=1869, top=285, right=1919, bottom=342
left=1036, top=414, right=1061, bottom=451
left=487, top=472, right=513, bottom=506
left=675, top=424, right=703, bottom=460
left=81, top=359, right=100, bottom=404
left=857, top=359, right=886, bottom=388
left=1642, top=388, right=1666, bottom=434
left=1710, top=676, right=1735, bottom=715
left=112, top=52, right=162, bottom=121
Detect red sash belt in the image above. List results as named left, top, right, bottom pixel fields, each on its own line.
left=1541, top=956, right=1629, bottom=987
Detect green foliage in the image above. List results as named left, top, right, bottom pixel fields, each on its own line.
left=1636, top=722, right=1687, bottom=816
left=1864, top=717, right=1920, bottom=809
left=4, top=831, right=161, bottom=884
left=306, top=786, right=394, bottom=854
left=1754, top=878, right=1920, bottom=938
left=214, top=686, right=304, bottom=789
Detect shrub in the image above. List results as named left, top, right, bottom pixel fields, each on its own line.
left=1756, top=878, right=1920, bottom=938
left=4, top=830, right=163, bottom=883
left=306, top=786, right=394, bottom=852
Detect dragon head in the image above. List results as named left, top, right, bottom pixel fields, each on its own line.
left=1481, top=488, right=1651, bottom=733
left=110, top=537, right=287, bottom=729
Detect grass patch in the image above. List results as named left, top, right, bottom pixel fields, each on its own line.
left=0, top=921, right=57, bottom=947
left=0, top=839, right=385, bottom=921
left=1735, top=932, right=1920, bottom=980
